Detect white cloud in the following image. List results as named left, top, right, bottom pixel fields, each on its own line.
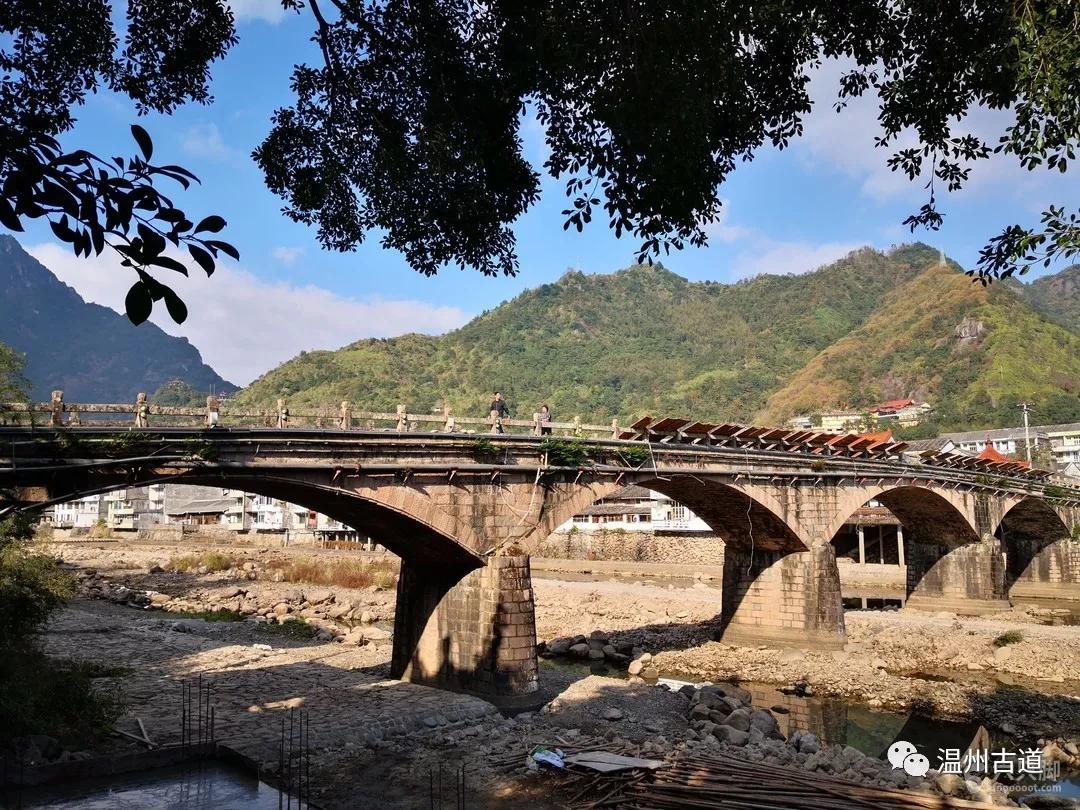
left=26, top=243, right=471, bottom=386
left=272, top=246, right=304, bottom=265
left=228, top=0, right=287, bottom=24
left=701, top=201, right=752, bottom=244
left=796, top=59, right=1077, bottom=211
left=730, top=239, right=864, bottom=279
left=181, top=123, right=230, bottom=161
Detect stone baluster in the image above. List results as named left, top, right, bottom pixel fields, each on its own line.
left=69, top=406, right=81, bottom=426
left=573, top=415, right=581, bottom=436
left=277, top=398, right=289, bottom=429
left=442, top=406, right=456, bottom=433
left=206, top=395, right=220, bottom=428
left=533, top=412, right=542, bottom=436
left=134, top=392, right=149, bottom=428
left=396, top=404, right=407, bottom=432
left=50, top=390, right=65, bottom=426
left=340, top=400, right=352, bottom=431
left=611, top=417, right=619, bottom=439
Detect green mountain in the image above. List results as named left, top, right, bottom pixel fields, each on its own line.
left=238, top=243, right=1080, bottom=433
left=235, top=244, right=914, bottom=419
left=0, top=235, right=234, bottom=402
left=760, top=261, right=1080, bottom=433
left=1011, top=264, right=1080, bottom=334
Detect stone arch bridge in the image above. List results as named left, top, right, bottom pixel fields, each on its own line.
left=2, top=425, right=1078, bottom=707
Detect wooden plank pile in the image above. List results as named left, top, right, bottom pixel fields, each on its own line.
left=502, top=736, right=1003, bottom=810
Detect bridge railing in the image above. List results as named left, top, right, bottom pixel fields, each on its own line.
left=0, top=393, right=622, bottom=438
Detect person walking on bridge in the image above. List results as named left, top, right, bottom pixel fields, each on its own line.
left=489, top=391, right=509, bottom=434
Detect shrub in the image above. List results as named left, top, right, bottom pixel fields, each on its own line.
left=185, top=608, right=244, bottom=622
left=0, top=513, right=120, bottom=749
left=992, top=630, right=1023, bottom=647
left=271, top=556, right=399, bottom=590
left=167, top=551, right=234, bottom=573
left=540, top=437, right=591, bottom=467
left=614, top=445, right=651, bottom=468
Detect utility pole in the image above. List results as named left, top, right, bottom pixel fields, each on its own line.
left=1019, top=402, right=1032, bottom=465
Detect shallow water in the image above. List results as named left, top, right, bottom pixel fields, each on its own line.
left=10, top=761, right=297, bottom=809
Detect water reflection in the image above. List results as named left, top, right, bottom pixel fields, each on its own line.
left=12, top=761, right=297, bottom=810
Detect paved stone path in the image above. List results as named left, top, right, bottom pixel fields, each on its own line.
left=44, top=599, right=498, bottom=768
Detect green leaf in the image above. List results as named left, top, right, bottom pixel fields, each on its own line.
left=161, top=286, right=188, bottom=324
left=207, top=239, right=239, bottom=260
left=194, top=215, right=226, bottom=234
left=131, top=124, right=153, bottom=161
left=188, top=244, right=216, bottom=275
left=0, top=196, right=23, bottom=231
left=124, top=281, right=153, bottom=325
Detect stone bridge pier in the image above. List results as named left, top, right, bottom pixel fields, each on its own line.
left=391, top=556, right=539, bottom=709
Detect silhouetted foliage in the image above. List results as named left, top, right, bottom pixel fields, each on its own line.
left=0, top=0, right=239, bottom=324
left=259, top=1, right=1079, bottom=281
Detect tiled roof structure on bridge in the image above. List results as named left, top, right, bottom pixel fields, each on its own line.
left=618, top=416, right=1053, bottom=480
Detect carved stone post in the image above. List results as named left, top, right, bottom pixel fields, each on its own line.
left=277, top=398, right=289, bottom=429
left=206, top=395, right=220, bottom=428
left=442, top=406, right=456, bottom=433
left=533, top=412, right=542, bottom=436
left=49, top=391, right=65, bottom=426
left=611, top=418, right=620, bottom=439
left=134, top=392, right=149, bottom=428
left=339, top=400, right=351, bottom=430
left=396, top=405, right=407, bottom=432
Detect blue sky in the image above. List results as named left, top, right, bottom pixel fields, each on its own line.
left=16, top=2, right=1080, bottom=384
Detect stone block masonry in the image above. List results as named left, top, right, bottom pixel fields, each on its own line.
left=718, top=545, right=845, bottom=650
left=392, top=555, right=540, bottom=709
left=538, top=529, right=726, bottom=565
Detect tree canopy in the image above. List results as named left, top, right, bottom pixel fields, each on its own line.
left=3, top=1, right=1078, bottom=319
left=0, top=0, right=239, bottom=324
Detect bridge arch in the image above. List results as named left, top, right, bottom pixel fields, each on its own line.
left=28, top=473, right=485, bottom=570
left=824, top=484, right=1004, bottom=614
left=994, top=497, right=1079, bottom=599
left=527, top=473, right=807, bottom=554
left=822, top=484, right=980, bottom=550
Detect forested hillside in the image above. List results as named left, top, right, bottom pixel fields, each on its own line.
left=0, top=236, right=234, bottom=401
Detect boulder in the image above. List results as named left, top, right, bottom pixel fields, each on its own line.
left=712, top=725, right=749, bottom=746
left=569, top=643, right=590, bottom=658
left=627, top=659, right=644, bottom=676
left=723, top=708, right=752, bottom=732
left=304, top=588, right=334, bottom=605
left=749, top=710, right=779, bottom=736
left=273, top=602, right=291, bottom=616
left=797, top=733, right=819, bottom=755
left=714, top=682, right=752, bottom=706
left=587, top=649, right=606, bottom=661
left=602, top=708, right=624, bottom=721
left=547, top=638, right=571, bottom=656
left=689, top=704, right=713, bottom=721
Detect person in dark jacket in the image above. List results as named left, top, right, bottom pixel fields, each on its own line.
left=489, top=391, right=509, bottom=433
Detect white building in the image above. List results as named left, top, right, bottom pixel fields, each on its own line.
left=52, top=494, right=105, bottom=528
left=555, top=485, right=711, bottom=533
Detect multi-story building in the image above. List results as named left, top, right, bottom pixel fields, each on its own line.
left=51, top=494, right=105, bottom=528
left=1044, top=422, right=1080, bottom=468
left=554, top=485, right=712, bottom=533
left=787, top=400, right=932, bottom=433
